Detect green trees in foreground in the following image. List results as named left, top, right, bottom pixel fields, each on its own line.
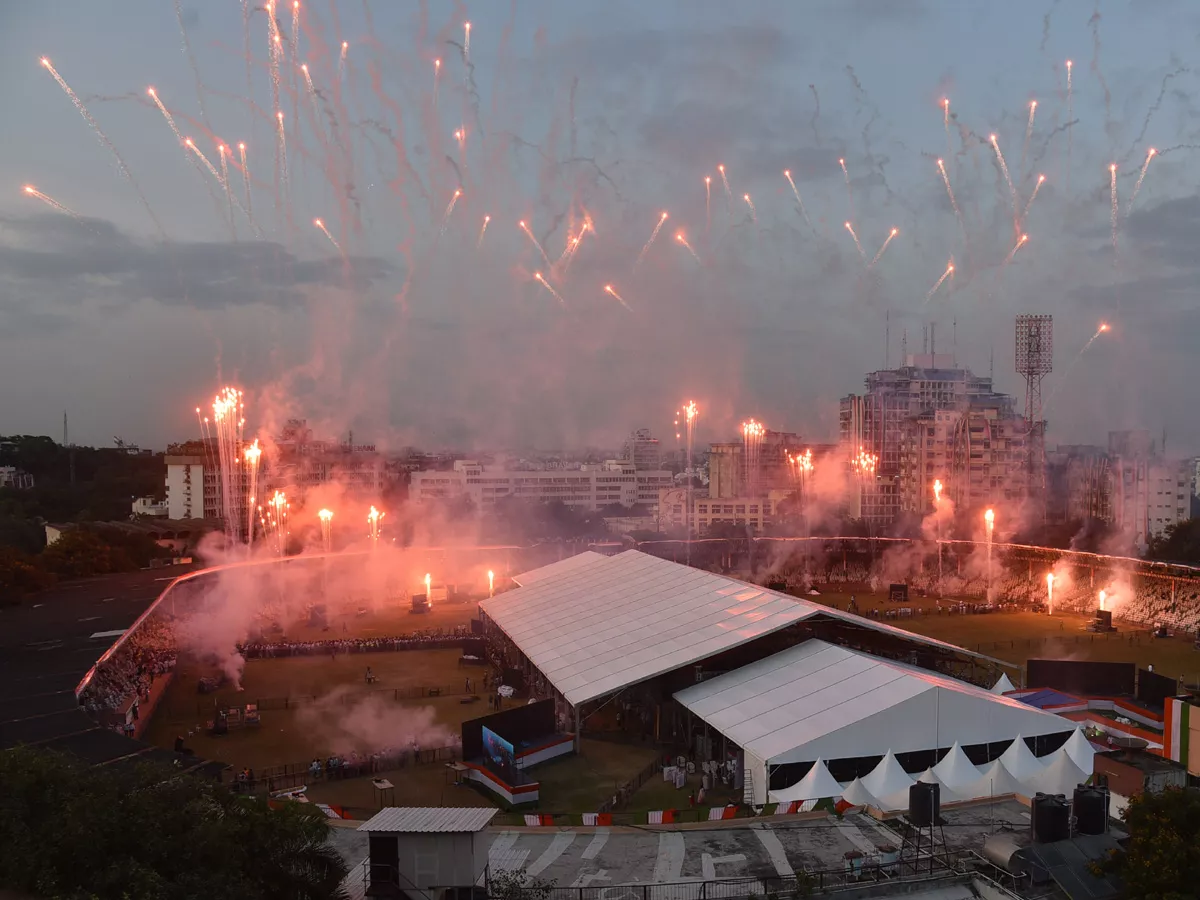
left=0, top=746, right=349, bottom=900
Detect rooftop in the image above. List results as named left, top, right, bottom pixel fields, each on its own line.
left=357, top=807, right=498, bottom=834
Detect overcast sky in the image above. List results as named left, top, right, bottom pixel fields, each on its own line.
left=1, top=1, right=1199, bottom=455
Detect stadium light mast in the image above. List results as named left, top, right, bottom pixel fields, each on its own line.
left=1046, top=572, right=1055, bottom=615
left=984, top=508, right=995, bottom=603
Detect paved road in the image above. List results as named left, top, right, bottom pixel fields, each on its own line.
left=0, top=564, right=196, bottom=761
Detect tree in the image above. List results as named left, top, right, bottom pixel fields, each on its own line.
left=38, top=528, right=122, bottom=578
left=1093, top=786, right=1200, bottom=899
left=1147, top=518, right=1200, bottom=566
left=0, top=745, right=349, bottom=900
left=488, top=868, right=555, bottom=900
left=0, top=545, right=56, bottom=605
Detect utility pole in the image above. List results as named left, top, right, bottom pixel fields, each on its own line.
left=64, top=411, right=75, bottom=486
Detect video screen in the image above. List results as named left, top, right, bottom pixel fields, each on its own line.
left=481, top=725, right=515, bottom=782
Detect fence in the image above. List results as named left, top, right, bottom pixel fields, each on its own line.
left=231, top=744, right=461, bottom=795
left=494, top=852, right=965, bottom=900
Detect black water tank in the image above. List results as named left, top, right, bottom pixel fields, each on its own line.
left=1031, top=793, right=1070, bottom=843
left=1073, top=786, right=1109, bottom=835
left=908, top=781, right=940, bottom=827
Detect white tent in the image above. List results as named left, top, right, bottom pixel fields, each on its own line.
left=861, top=750, right=915, bottom=799
left=917, top=767, right=962, bottom=804
left=769, top=758, right=844, bottom=803
left=991, top=673, right=1016, bottom=694
left=1024, top=748, right=1089, bottom=798
left=957, top=758, right=1024, bottom=801
left=997, top=734, right=1046, bottom=781
left=931, top=741, right=982, bottom=790
left=839, top=777, right=881, bottom=809
left=1062, top=728, right=1097, bottom=774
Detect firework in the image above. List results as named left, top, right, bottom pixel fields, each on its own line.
left=675, top=232, right=701, bottom=263
left=433, top=58, right=441, bottom=107
left=41, top=58, right=163, bottom=236
left=743, top=193, right=756, bottom=224
left=1126, top=147, right=1156, bottom=216
left=440, top=187, right=462, bottom=233
left=936, top=158, right=966, bottom=236
left=464, top=21, right=471, bottom=61
left=244, top=440, right=261, bottom=550
left=717, top=163, right=732, bottom=211
left=367, top=505, right=383, bottom=545
left=533, top=271, right=566, bottom=306
left=217, top=144, right=237, bottom=237
left=265, top=4, right=282, bottom=128
left=276, top=111, right=289, bottom=204
left=868, top=227, right=898, bottom=268
left=704, top=175, right=711, bottom=231
left=844, top=221, right=866, bottom=262
left=922, top=260, right=955, bottom=306
left=741, top=419, right=766, bottom=495
left=313, top=218, right=342, bottom=253
left=318, top=508, right=333, bottom=553
left=603, top=284, right=630, bottom=310
left=146, top=87, right=185, bottom=145
left=1066, top=60, right=1074, bottom=186
left=184, top=137, right=222, bottom=182
left=1109, top=163, right=1118, bottom=255
left=518, top=220, right=552, bottom=267
left=1044, top=324, right=1111, bottom=414
left=339, top=40, right=349, bottom=81
left=238, top=142, right=256, bottom=231
left=1005, top=233, right=1029, bottom=264
left=1021, top=99, right=1037, bottom=177
left=839, top=156, right=853, bottom=212
left=209, top=387, right=246, bottom=545
left=1022, top=174, right=1046, bottom=220
left=424, top=573, right=432, bottom=599
left=22, top=185, right=85, bottom=223
left=634, top=211, right=669, bottom=269
left=477, top=214, right=490, bottom=248
left=942, top=97, right=951, bottom=161
left=989, top=133, right=1018, bottom=222
left=265, top=490, right=289, bottom=557
left=290, top=0, right=300, bottom=67
left=783, top=169, right=812, bottom=228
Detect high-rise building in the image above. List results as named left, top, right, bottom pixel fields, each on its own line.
left=707, top=430, right=804, bottom=499
left=623, top=428, right=663, bottom=472
left=842, top=353, right=1025, bottom=526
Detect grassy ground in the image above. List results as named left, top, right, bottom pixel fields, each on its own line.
left=807, top=589, right=1200, bottom=684
left=529, top=739, right=659, bottom=812
left=627, top=768, right=740, bottom=813
left=266, top=597, right=480, bottom=643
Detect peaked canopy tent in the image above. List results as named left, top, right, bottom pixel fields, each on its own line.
left=674, top=640, right=1073, bottom=805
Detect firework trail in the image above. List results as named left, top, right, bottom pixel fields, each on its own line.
left=433, top=58, right=441, bottom=107
left=1005, top=233, right=1029, bottom=264
left=22, top=185, right=85, bottom=223
left=1109, top=163, right=1118, bottom=255
left=844, top=221, right=867, bottom=262
left=477, top=214, right=490, bottom=248
left=558, top=221, right=591, bottom=269
left=290, top=0, right=300, bottom=66
left=675, top=232, right=701, bottom=263
left=265, top=4, right=283, bottom=125
left=1045, top=324, right=1110, bottom=413
left=218, top=144, right=237, bottom=238
left=339, top=40, right=349, bottom=82
left=40, top=58, right=164, bottom=237
left=172, top=0, right=213, bottom=134
left=464, top=21, right=471, bottom=63
left=704, top=176, right=712, bottom=232
left=989, top=134, right=1019, bottom=224
left=1066, top=60, right=1074, bottom=192
left=146, top=87, right=184, bottom=144
left=238, top=142, right=257, bottom=231
left=1126, top=148, right=1156, bottom=217
left=313, top=218, right=342, bottom=254
left=604, top=284, right=630, bottom=310
left=839, top=157, right=854, bottom=214
left=783, top=169, right=812, bottom=229
left=533, top=272, right=565, bottom=306
left=1020, top=100, right=1037, bottom=178
left=519, top=220, right=553, bottom=268
left=868, top=227, right=898, bottom=268
left=936, top=158, right=965, bottom=234
left=1022, top=174, right=1046, bottom=219
left=717, top=164, right=732, bottom=211
left=942, top=98, right=952, bottom=162
left=743, top=193, right=756, bottom=224
left=440, top=188, right=462, bottom=233
left=276, top=111, right=289, bottom=205
left=922, top=261, right=955, bottom=306
left=634, top=211, right=669, bottom=269
left=184, top=138, right=222, bottom=183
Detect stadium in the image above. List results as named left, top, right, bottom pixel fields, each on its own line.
left=6, top=533, right=1198, bottom=822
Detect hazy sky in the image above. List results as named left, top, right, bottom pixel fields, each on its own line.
left=2, top=1, right=1199, bottom=454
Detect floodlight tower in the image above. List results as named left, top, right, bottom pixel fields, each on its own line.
left=1015, top=315, right=1052, bottom=513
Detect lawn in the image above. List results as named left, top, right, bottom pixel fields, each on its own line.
left=528, top=739, right=659, bottom=812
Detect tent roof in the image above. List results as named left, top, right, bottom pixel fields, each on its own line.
left=769, top=758, right=843, bottom=803
left=932, top=741, right=983, bottom=790
left=1063, top=728, right=1097, bottom=773
left=862, top=750, right=914, bottom=798
left=484, top=550, right=1003, bottom=706
left=674, top=640, right=1073, bottom=764
left=997, top=734, right=1047, bottom=781
left=1026, top=748, right=1090, bottom=797
left=840, top=777, right=881, bottom=809
left=991, top=673, right=1016, bottom=694
left=959, top=758, right=1024, bottom=801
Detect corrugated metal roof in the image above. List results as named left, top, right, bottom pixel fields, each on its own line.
left=480, top=549, right=994, bottom=708
left=674, top=639, right=1071, bottom=765
left=357, top=807, right=498, bottom=833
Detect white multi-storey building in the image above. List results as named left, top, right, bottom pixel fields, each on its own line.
left=410, top=460, right=673, bottom=513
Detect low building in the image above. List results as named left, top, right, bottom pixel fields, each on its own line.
left=693, top=489, right=793, bottom=534
left=132, top=496, right=169, bottom=517
left=357, top=807, right=496, bottom=898
left=0, top=466, right=35, bottom=490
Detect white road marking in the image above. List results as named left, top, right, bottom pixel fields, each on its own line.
left=527, top=832, right=575, bottom=876
left=90, top=629, right=127, bottom=640
left=570, top=870, right=611, bottom=888
left=651, top=832, right=685, bottom=884
left=753, top=827, right=794, bottom=876
left=582, top=829, right=609, bottom=860
left=836, top=821, right=881, bottom=856
left=487, top=832, right=529, bottom=874
left=78, top=617, right=100, bottom=623
left=101, top=597, right=114, bottom=603
left=701, top=853, right=745, bottom=880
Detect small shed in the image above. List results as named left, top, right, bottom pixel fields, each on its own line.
left=358, top=807, right=497, bottom=899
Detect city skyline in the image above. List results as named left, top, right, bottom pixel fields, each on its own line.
left=2, top=2, right=1199, bottom=453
